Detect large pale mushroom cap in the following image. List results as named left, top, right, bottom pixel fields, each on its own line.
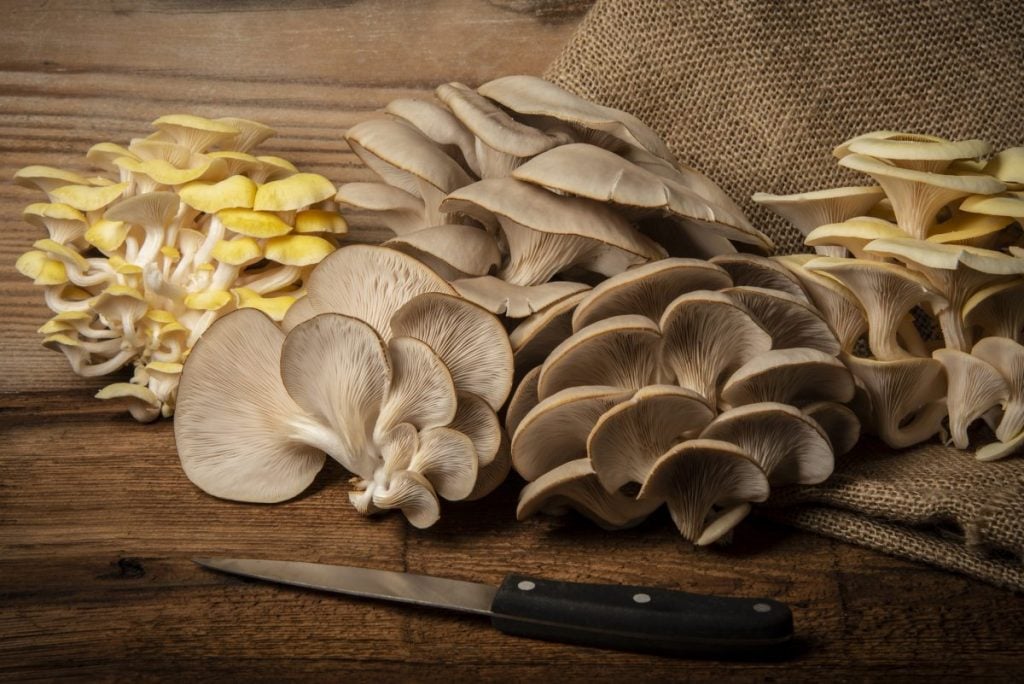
left=933, top=348, right=1009, bottom=449
left=723, top=286, right=840, bottom=354
left=752, top=185, right=885, bottom=252
left=971, top=336, right=1024, bottom=443
left=721, top=348, right=855, bottom=408
left=710, top=254, right=808, bottom=302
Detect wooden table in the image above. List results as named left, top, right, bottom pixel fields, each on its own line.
left=2, top=1, right=1022, bottom=679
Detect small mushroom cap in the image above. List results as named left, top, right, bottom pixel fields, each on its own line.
left=84, top=219, right=130, bottom=253
left=724, top=286, right=840, bottom=354
left=516, top=458, right=662, bottom=530
left=253, top=173, right=336, bottom=212
left=370, top=470, right=441, bottom=529
left=174, top=309, right=326, bottom=502
left=376, top=336, right=457, bottom=437
left=658, top=290, right=773, bottom=406
left=805, top=217, right=907, bottom=258
left=335, top=181, right=426, bottom=235
left=179, top=176, right=258, bottom=213
left=95, top=382, right=161, bottom=422
left=184, top=290, right=232, bottom=311
left=385, top=224, right=501, bottom=279
left=833, top=131, right=946, bottom=159
left=385, top=97, right=479, bottom=172
left=983, top=147, right=1024, bottom=185
left=390, top=292, right=513, bottom=411
left=231, top=288, right=296, bottom=322
left=294, top=209, right=349, bottom=235
left=846, top=136, right=991, bottom=168
left=448, top=391, right=503, bottom=468
left=538, top=314, right=662, bottom=400
left=933, top=347, right=1009, bottom=449
left=510, top=290, right=588, bottom=377
left=959, top=193, right=1024, bottom=219
left=452, top=276, right=590, bottom=319
left=721, top=347, right=855, bottom=407
left=709, top=254, right=808, bottom=302
left=212, top=238, right=262, bottom=266
left=305, top=244, right=455, bottom=339
left=280, top=313, right=390, bottom=480
left=264, top=235, right=335, bottom=267
left=506, top=365, right=542, bottom=438
left=511, top=385, right=632, bottom=481
left=925, top=212, right=1014, bottom=245
left=971, top=336, right=1024, bottom=442
left=864, top=238, right=1024, bottom=276
left=638, top=439, right=769, bottom=543
left=752, top=185, right=885, bottom=238
left=408, top=426, right=478, bottom=502
left=16, top=250, right=68, bottom=285
left=963, top=279, right=1024, bottom=340
left=22, top=203, right=88, bottom=243
left=216, top=209, right=293, bottom=238
left=151, top=114, right=239, bottom=151
left=465, top=429, right=512, bottom=501
left=215, top=116, right=276, bottom=153
left=571, top=258, right=732, bottom=332
left=700, top=402, right=834, bottom=485
left=588, top=385, right=714, bottom=492
left=478, top=75, right=676, bottom=163
left=801, top=401, right=861, bottom=456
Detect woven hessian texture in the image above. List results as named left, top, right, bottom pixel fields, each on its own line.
left=545, top=0, right=1024, bottom=590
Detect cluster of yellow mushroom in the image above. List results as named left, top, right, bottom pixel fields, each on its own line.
left=15, top=115, right=344, bottom=421
left=756, top=132, right=1024, bottom=458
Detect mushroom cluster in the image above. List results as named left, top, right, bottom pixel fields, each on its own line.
left=173, top=245, right=513, bottom=527
left=756, top=132, right=1024, bottom=458
left=505, top=256, right=859, bottom=543
left=15, top=115, right=343, bottom=420
left=337, top=75, right=772, bottom=321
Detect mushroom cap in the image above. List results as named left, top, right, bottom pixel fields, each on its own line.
left=179, top=176, right=258, bottom=213
left=833, top=131, right=946, bottom=159
left=709, top=254, right=808, bottom=302
left=971, top=336, right=1024, bottom=442
left=933, top=347, right=1009, bottom=449
left=658, top=290, right=773, bottom=406
left=48, top=182, right=127, bottom=212
left=537, top=314, right=661, bottom=400
left=281, top=295, right=315, bottom=333
left=212, top=238, right=263, bottom=266
left=216, top=209, right=292, bottom=238
left=449, top=391, right=502, bottom=468
left=478, top=75, right=676, bottom=163
left=369, top=469, right=441, bottom=529
left=958, top=193, right=1024, bottom=219
left=253, top=173, right=336, bottom=212
left=805, top=217, right=907, bottom=258
left=215, top=116, right=276, bottom=153
left=407, top=426, right=478, bottom=502
left=963, top=279, right=1024, bottom=341
left=846, top=136, right=991, bottom=165
left=510, top=290, right=588, bottom=376
left=305, top=244, right=455, bottom=339
left=638, top=439, right=769, bottom=543
left=465, top=429, right=512, bottom=501
left=264, top=235, right=336, bottom=267
left=587, top=385, right=714, bottom=492
left=105, top=191, right=179, bottom=228
left=452, top=276, right=590, bottom=319
left=700, top=402, right=834, bottom=485
left=84, top=219, right=129, bottom=253
left=864, top=238, right=1024, bottom=276
left=232, top=288, right=296, bottom=322
left=801, top=401, right=862, bottom=456
left=376, top=336, right=457, bottom=437
left=506, top=365, right=542, bottom=437
left=385, top=224, right=501, bottom=279
left=925, top=211, right=1014, bottom=245
left=95, top=382, right=161, bottom=422
left=752, top=186, right=885, bottom=236
left=151, top=113, right=239, bottom=150
left=983, top=147, right=1024, bottom=185
left=384, top=96, right=478, bottom=172
left=723, top=286, right=840, bottom=354
left=721, top=347, right=854, bottom=408
left=294, top=209, right=349, bottom=235
left=174, top=309, right=326, bottom=502
left=511, top=385, right=632, bottom=481
left=571, top=258, right=732, bottom=332
left=334, top=181, right=426, bottom=235
left=390, top=292, right=513, bottom=411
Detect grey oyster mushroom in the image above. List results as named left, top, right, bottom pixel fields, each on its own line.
left=336, top=75, right=770, bottom=324
left=174, top=245, right=513, bottom=527
left=507, top=257, right=857, bottom=544
left=758, top=131, right=1024, bottom=459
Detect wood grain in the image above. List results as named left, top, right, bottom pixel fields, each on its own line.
left=1, top=1, right=1022, bottom=680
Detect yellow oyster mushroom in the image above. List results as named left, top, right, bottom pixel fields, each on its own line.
left=264, top=234, right=336, bottom=266
left=179, top=175, right=258, bottom=213
left=231, top=287, right=297, bottom=321
left=151, top=114, right=239, bottom=152
left=95, top=382, right=162, bottom=422
left=253, top=173, right=336, bottom=212
left=294, top=209, right=349, bottom=234
left=16, top=250, right=69, bottom=285
left=185, top=290, right=232, bottom=310
left=48, top=182, right=127, bottom=212
left=216, top=208, right=292, bottom=238
left=84, top=218, right=129, bottom=252
left=14, top=165, right=91, bottom=193
left=211, top=238, right=263, bottom=265
left=22, top=203, right=88, bottom=244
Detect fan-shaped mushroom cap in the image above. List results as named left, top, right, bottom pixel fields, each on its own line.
left=510, top=290, right=588, bottom=376
left=511, top=385, right=632, bottom=481
left=588, top=385, right=714, bottom=492
left=723, top=286, right=840, bottom=354
left=279, top=313, right=390, bottom=480
left=215, top=116, right=275, bottom=152
left=925, top=211, right=1014, bottom=246
left=517, top=458, right=662, bottom=530
left=294, top=209, right=348, bottom=235
left=449, top=392, right=502, bottom=468
left=174, top=309, right=326, bottom=503
left=971, top=337, right=1024, bottom=442
left=571, top=258, right=732, bottom=332
left=95, top=382, right=161, bottom=423
left=700, top=403, right=834, bottom=485
left=752, top=186, right=885, bottom=255
left=22, top=203, right=88, bottom=244
left=842, top=354, right=947, bottom=448
left=805, top=256, right=943, bottom=359
left=964, top=280, right=1024, bottom=341
left=264, top=235, right=335, bottom=267
left=231, top=288, right=296, bottom=322
left=959, top=192, right=1024, bottom=220
left=838, top=153, right=1005, bottom=239
left=466, top=430, right=512, bottom=501
left=48, top=182, right=127, bottom=213
left=478, top=75, right=676, bottom=163
left=408, top=426, right=478, bottom=501
left=709, top=254, right=808, bottom=302
left=385, top=97, right=479, bottom=174
left=452, top=276, right=589, bottom=318
left=385, top=224, right=501, bottom=280
left=376, top=336, right=457, bottom=438
left=638, top=439, right=769, bottom=544
left=658, top=290, right=772, bottom=407
left=513, top=144, right=771, bottom=250
left=334, top=182, right=427, bottom=235
left=441, top=177, right=665, bottom=286
left=538, top=315, right=661, bottom=400
left=389, top=292, right=513, bottom=411
left=305, top=244, right=455, bottom=339
left=506, top=365, right=542, bottom=437
left=15, top=165, right=91, bottom=192
left=983, top=147, right=1024, bottom=186
left=253, top=173, right=335, bottom=212
left=801, top=401, right=861, bottom=456
left=933, top=347, right=1008, bottom=449
left=216, top=209, right=292, bottom=238
left=842, top=134, right=991, bottom=172
left=805, top=217, right=907, bottom=259
left=151, top=114, right=239, bottom=151
left=179, top=176, right=258, bottom=213
left=369, top=470, right=440, bottom=529
left=281, top=295, right=315, bottom=333
left=721, top=348, right=854, bottom=408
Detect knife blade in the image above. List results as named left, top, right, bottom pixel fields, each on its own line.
left=194, top=557, right=793, bottom=658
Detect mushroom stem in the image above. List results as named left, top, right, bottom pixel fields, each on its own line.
left=238, top=265, right=301, bottom=294
left=285, top=413, right=351, bottom=460
left=937, top=305, right=971, bottom=352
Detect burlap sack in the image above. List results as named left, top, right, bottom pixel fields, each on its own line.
left=544, top=0, right=1024, bottom=590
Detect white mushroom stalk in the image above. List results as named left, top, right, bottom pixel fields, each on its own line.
left=508, top=256, right=856, bottom=544
left=758, top=131, right=1024, bottom=459
left=14, top=115, right=344, bottom=420
left=336, top=75, right=768, bottom=322
left=174, top=245, right=513, bottom=527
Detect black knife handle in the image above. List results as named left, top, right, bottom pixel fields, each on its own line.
left=490, top=574, right=793, bottom=658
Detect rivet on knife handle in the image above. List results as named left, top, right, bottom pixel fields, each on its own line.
left=490, top=574, right=793, bottom=657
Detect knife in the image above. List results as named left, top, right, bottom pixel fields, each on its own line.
left=194, top=557, right=793, bottom=658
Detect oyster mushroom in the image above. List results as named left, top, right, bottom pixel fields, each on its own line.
left=723, top=286, right=840, bottom=354
left=509, top=290, right=588, bottom=376
left=773, top=254, right=868, bottom=352
left=752, top=186, right=885, bottom=256
left=720, top=348, right=855, bottom=408
left=971, top=337, right=1024, bottom=443
left=933, top=348, right=1008, bottom=449
left=385, top=224, right=502, bottom=281
left=710, top=254, right=808, bottom=302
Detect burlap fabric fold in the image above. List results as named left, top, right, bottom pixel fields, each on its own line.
left=544, top=0, right=1024, bottom=591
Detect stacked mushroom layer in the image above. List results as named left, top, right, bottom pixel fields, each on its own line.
left=756, top=132, right=1024, bottom=459
left=506, top=257, right=859, bottom=544
left=337, top=75, right=772, bottom=320
left=15, top=115, right=343, bottom=420
left=174, top=245, right=513, bottom=527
